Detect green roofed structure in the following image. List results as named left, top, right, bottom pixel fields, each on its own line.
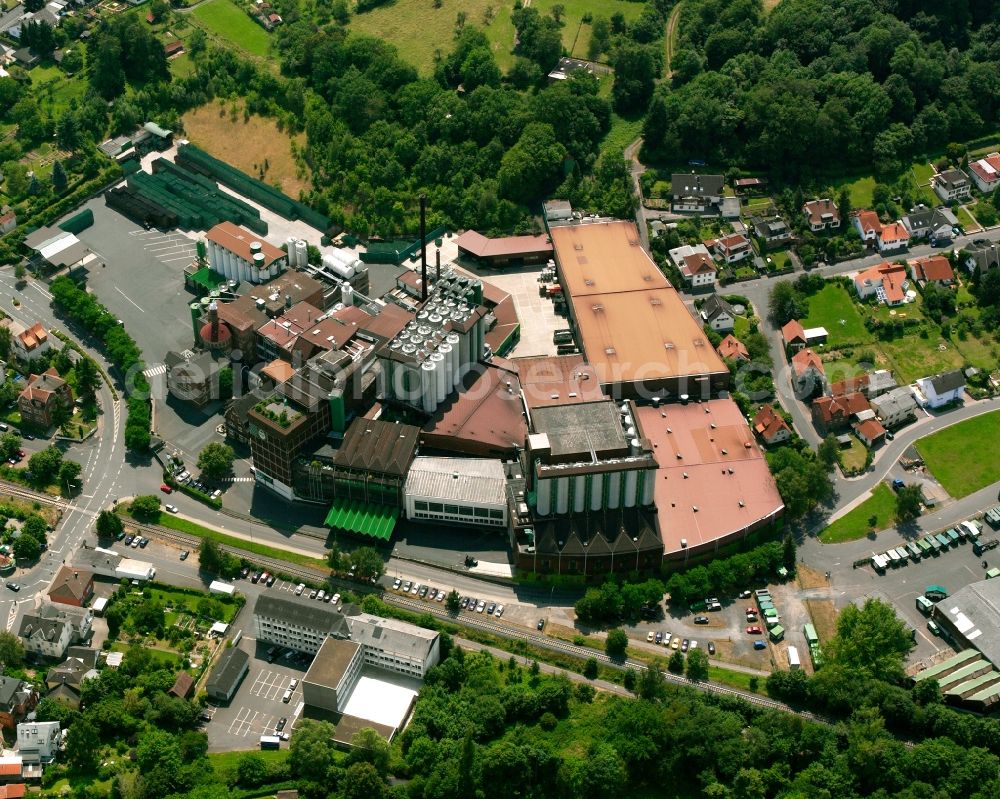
left=912, top=649, right=981, bottom=683
left=324, top=498, right=398, bottom=540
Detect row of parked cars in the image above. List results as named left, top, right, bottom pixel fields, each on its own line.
left=391, top=578, right=505, bottom=617
left=645, top=630, right=717, bottom=656
left=165, top=470, right=223, bottom=500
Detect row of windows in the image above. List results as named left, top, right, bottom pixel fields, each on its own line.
left=413, top=511, right=505, bottom=527
left=412, top=500, right=504, bottom=519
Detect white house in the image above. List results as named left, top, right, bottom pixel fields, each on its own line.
left=933, top=168, right=971, bottom=202
left=708, top=233, right=752, bottom=264
left=17, top=604, right=93, bottom=659
left=671, top=173, right=724, bottom=213
left=17, top=720, right=61, bottom=763
left=913, top=370, right=965, bottom=409
left=870, top=386, right=917, bottom=428
left=803, top=199, right=840, bottom=231
left=969, top=153, right=1000, bottom=193
left=700, top=295, right=735, bottom=333
left=11, top=321, right=51, bottom=362
left=680, top=252, right=717, bottom=286
left=876, top=222, right=910, bottom=254
left=853, top=210, right=882, bottom=244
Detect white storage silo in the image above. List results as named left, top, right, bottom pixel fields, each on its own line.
left=642, top=470, right=655, bottom=506
left=624, top=470, right=638, bottom=508
left=458, top=328, right=471, bottom=372
left=286, top=237, right=297, bottom=266
left=421, top=361, right=437, bottom=413
left=437, top=343, right=455, bottom=393
left=607, top=471, right=622, bottom=509
left=445, top=334, right=460, bottom=381
left=295, top=240, right=308, bottom=268
left=573, top=475, right=586, bottom=513
left=590, top=474, right=603, bottom=511
left=341, top=283, right=354, bottom=307
left=555, top=476, right=569, bottom=515
left=430, top=352, right=446, bottom=402
left=536, top=478, right=552, bottom=516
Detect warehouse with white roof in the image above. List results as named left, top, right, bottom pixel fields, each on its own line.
left=403, top=456, right=508, bottom=528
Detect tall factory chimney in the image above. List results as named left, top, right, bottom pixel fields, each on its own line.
left=419, top=194, right=428, bottom=301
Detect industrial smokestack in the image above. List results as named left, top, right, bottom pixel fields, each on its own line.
left=419, top=194, right=428, bottom=302
left=435, top=248, right=441, bottom=282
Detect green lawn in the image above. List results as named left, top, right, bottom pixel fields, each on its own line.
left=208, top=749, right=290, bottom=773
left=708, top=665, right=766, bottom=694
left=169, top=53, right=195, bottom=78
left=193, top=0, right=271, bottom=57
left=916, top=411, right=1000, bottom=498
left=732, top=314, right=752, bottom=339
left=31, top=63, right=89, bottom=115
left=840, top=437, right=869, bottom=473
left=833, top=174, right=877, bottom=209
left=821, top=356, right=869, bottom=384
left=819, top=483, right=897, bottom=543
left=956, top=205, right=980, bottom=232
left=831, top=160, right=936, bottom=209
left=349, top=0, right=643, bottom=74
left=599, top=113, right=642, bottom=162
left=127, top=510, right=329, bottom=571
left=766, top=250, right=791, bottom=271
left=801, top=284, right=872, bottom=347
left=876, top=333, right=965, bottom=384
left=146, top=585, right=240, bottom=622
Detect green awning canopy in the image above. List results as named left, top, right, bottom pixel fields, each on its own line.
left=324, top=498, right=397, bottom=541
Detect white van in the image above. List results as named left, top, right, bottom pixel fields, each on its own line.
left=282, top=689, right=292, bottom=703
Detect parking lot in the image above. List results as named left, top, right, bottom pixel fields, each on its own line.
left=205, top=641, right=311, bottom=752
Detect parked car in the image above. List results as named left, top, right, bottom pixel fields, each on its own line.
left=295, top=583, right=305, bottom=596
left=276, top=717, right=287, bottom=731
left=460, top=597, right=470, bottom=610
left=159, top=484, right=172, bottom=494
left=419, top=586, right=429, bottom=598
left=124, top=535, right=134, bottom=546
left=486, top=603, right=496, bottom=615
left=436, top=591, right=445, bottom=603
left=165, top=504, right=178, bottom=513
left=240, top=567, right=250, bottom=579
left=928, top=619, right=941, bottom=636
left=5, top=582, right=19, bottom=592
left=753, top=640, right=767, bottom=650
left=671, top=636, right=680, bottom=649
left=401, top=580, right=412, bottom=592
left=647, top=631, right=656, bottom=643
left=694, top=616, right=709, bottom=624
left=130, top=537, right=140, bottom=548
left=739, top=590, right=752, bottom=599
left=393, top=578, right=401, bottom=590
left=655, top=631, right=663, bottom=644
left=494, top=604, right=504, bottom=617
left=309, top=590, right=317, bottom=599
left=251, top=571, right=262, bottom=583
left=266, top=574, right=276, bottom=587
left=746, top=625, right=762, bottom=635
left=681, top=639, right=689, bottom=652
left=476, top=600, right=486, bottom=613
left=537, top=618, right=545, bottom=630
left=708, top=642, right=716, bottom=655
left=428, top=589, right=438, bottom=600
left=179, top=550, right=189, bottom=560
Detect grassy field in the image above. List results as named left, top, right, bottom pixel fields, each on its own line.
left=182, top=102, right=308, bottom=198
left=169, top=53, right=195, bottom=78
left=128, top=509, right=330, bottom=571
left=916, top=411, right=1000, bottom=498
left=822, top=356, right=870, bottom=384
left=707, top=665, right=765, bottom=694
left=833, top=174, right=877, bottom=209
left=819, top=482, right=897, bottom=543
left=840, top=438, right=869, bottom=473
left=599, top=113, right=642, bottom=162
left=804, top=598, right=838, bottom=642
left=208, top=749, right=290, bottom=773
left=832, top=161, right=936, bottom=209
left=349, top=0, right=643, bottom=74
left=192, top=0, right=271, bottom=57
left=951, top=331, right=1000, bottom=370
left=877, top=333, right=965, bottom=384
left=801, top=284, right=872, bottom=346
left=31, top=63, right=89, bottom=115
left=146, top=585, right=240, bottom=622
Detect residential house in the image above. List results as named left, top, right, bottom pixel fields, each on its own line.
left=11, top=322, right=50, bottom=362
left=829, top=375, right=870, bottom=397
left=163, top=40, right=184, bottom=57
left=933, top=168, right=972, bottom=202
left=17, top=368, right=72, bottom=429
left=781, top=320, right=807, bottom=351
left=716, top=334, right=749, bottom=363
left=914, top=369, right=965, bottom=409
left=169, top=672, right=194, bottom=699
left=877, top=222, right=910, bottom=254
left=901, top=205, right=956, bottom=243
left=870, top=386, right=918, bottom=428
left=909, top=255, right=955, bottom=286
left=752, top=404, right=792, bottom=445
left=11, top=48, right=38, bottom=67
left=750, top=214, right=792, bottom=248
left=679, top=252, right=717, bottom=287
left=831, top=369, right=896, bottom=399
left=707, top=233, right=752, bottom=264
left=803, top=199, right=840, bottom=231
left=854, top=416, right=887, bottom=447
left=16, top=721, right=60, bottom=763
left=670, top=173, right=724, bottom=213
left=791, top=348, right=828, bottom=398
left=47, top=566, right=93, bottom=608
left=963, top=239, right=1000, bottom=273
left=165, top=350, right=221, bottom=408
left=854, top=261, right=909, bottom=306
left=811, top=391, right=871, bottom=434
left=853, top=210, right=882, bottom=245
left=700, top=294, right=735, bottom=333
left=0, top=677, right=37, bottom=730
left=969, top=153, right=1000, bottom=193
left=0, top=206, right=15, bottom=235
left=17, top=604, right=93, bottom=660
left=45, top=649, right=98, bottom=710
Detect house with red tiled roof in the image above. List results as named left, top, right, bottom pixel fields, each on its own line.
left=853, top=210, right=882, bottom=244
left=802, top=199, right=840, bottom=231
left=969, top=152, right=1000, bottom=193
left=791, top=348, right=828, bottom=398
left=0, top=206, right=15, bottom=235
left=908, top=255, right=954, bottom=286
left=706, top=233, right=752, bottom=264
left=17, top=368, right=72, bottom=429
left=11, top=322, right=50, bottom=362
left=781, top=320, right=806, bottom=351
left=811, top=391, right=871, bottom=434
left=854, top=261, right=909, bottom=306
left=854, top=417, right=887, bottom=447
left=679, top=252, right=717, bottom=287
left=752, top=404, right=792, bottom=445
left=716, top=334, right=749, bottom=363
left=877, top=222, right=910, bottom=255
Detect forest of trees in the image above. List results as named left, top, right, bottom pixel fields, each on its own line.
left=643, top=0, right=1000, bottom=178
